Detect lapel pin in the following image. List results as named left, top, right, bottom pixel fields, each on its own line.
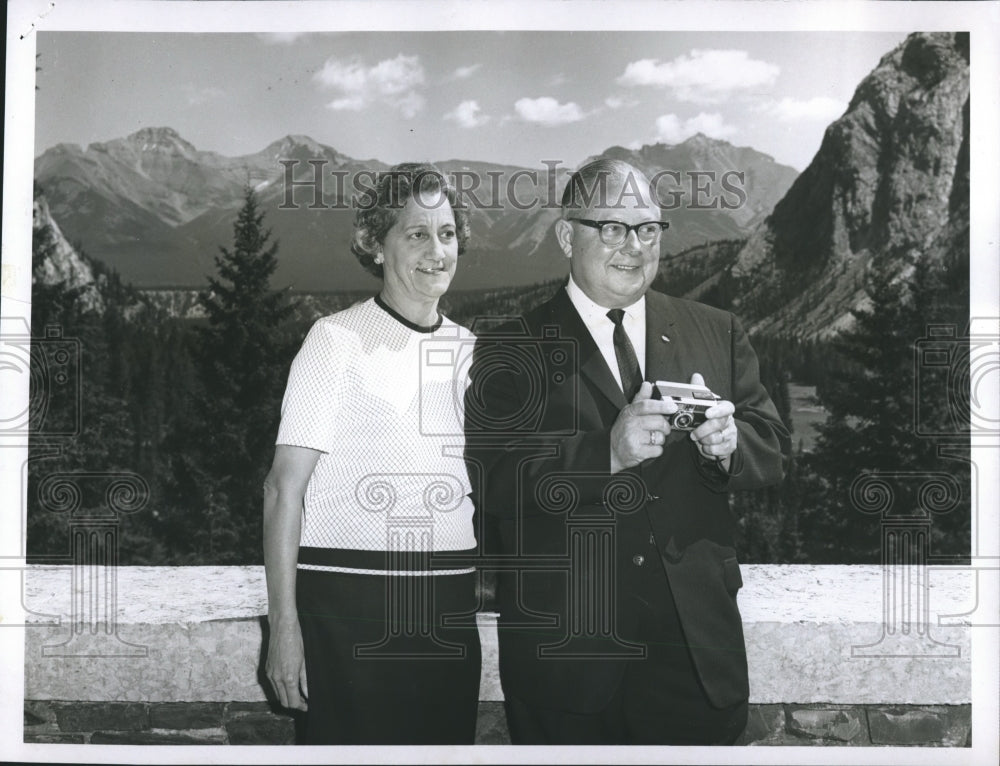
left=661, top=334, right=670, bottom=343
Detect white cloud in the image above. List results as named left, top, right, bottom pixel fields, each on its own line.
left=604, top=96, right=639, bottom=109
left=655, top=112, right=737, bottom=143
left=514, top=97, right=586, bottom=126
left=314, top=54, right=426, bottom=117
left=767, top=96, right=846, bottom=122
left=449, top=64, right=482, bottom=80
left=445, top=100, right=490, bottom=128
left=396, top=91, right=426, bottom=120
left=618, top=49, right=779, bottom=104
left=327, top=95, right=366, bottom=112
left=367, top=55, right=424, bottom=95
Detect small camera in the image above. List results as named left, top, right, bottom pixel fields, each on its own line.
left=652, top=380, right=721, bottom=431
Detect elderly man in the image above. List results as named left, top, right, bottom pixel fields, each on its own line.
left=465, top=159, right=789, bottom=745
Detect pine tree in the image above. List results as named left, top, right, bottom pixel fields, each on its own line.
left=200, top=185, right=294, bottom=403
left=169, top=186, right=296, bottom=563
left=798, top=252, right=971, bottom=562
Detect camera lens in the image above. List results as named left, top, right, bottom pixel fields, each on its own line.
left=673, top=412, right=694, bottom=430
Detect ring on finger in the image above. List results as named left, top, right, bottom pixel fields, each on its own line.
left=649, top=430, right=659, bottom=446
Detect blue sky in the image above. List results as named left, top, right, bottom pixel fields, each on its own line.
left=36, top=30, right=909, bottom=171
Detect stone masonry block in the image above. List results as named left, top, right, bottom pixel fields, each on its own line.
left=53, top=701, right=148, bottom=732
left=225, top=701, right=274, bottom=717
left=225, top=712, right=296, bottom=745
left=23, top=732, right=87, bottom=744
left=23, top=700, right=56, bottom=726
left=868, top=705, right=971, bottom=746
left=91, top=728, right=227, bottom=745
left=474, top=701, right=511, bottom=745
left=149, top=702, right=225, bottom=730
left=785, top=704, right=868, bottom=744
left=737, top=704, right=786, bottom=745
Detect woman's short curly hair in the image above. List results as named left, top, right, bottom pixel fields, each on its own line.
left=351, top=162, right=471, bottom=279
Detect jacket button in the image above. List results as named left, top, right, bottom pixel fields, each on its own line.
left=632, top=554, right=645, bottom=566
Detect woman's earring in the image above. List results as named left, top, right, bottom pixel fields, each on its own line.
left=374, top=250, right=383, bottom=265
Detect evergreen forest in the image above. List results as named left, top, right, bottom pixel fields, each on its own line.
left=25, top=186, right=972, bottom=567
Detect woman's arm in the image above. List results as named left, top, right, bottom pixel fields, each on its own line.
left=263, top=443, right=322, bottom=711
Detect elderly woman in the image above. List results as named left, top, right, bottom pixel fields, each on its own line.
left=263, top=163, right=480, bottom=744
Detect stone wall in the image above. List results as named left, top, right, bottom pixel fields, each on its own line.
left=23, top=700, right=972, bottom=746
left=21, top=564, right=975, bottom=746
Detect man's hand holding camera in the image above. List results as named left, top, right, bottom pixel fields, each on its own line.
left=610, top=381, right=678, bottom=474
left=687, top=372, right=737, bottom=472
left=610, top=373, right=737, bottom=474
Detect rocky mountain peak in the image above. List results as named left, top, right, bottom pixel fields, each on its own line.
left=49, top=141, right=84, bottom=155
left=32, top=192, right=105, bottom=315
left=91, top=126, right=199, bottom=160
left=259, top=134, right=347, bottom=165
left=130, top=125, right=188, bottom=145
left=270, top=134, right=323, bottom=151
left=594, top=136, right=798, bottom=235
left=730, top=32, right=969, bottom=338
left=681, top=132, right=716, bottom=148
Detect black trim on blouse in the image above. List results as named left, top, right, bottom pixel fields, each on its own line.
left=374, top=293, right=442, bottom=333
left=298, top=545, right=477, bottom=571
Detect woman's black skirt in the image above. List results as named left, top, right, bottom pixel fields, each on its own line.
left=296, top=568, right=482, bottom=745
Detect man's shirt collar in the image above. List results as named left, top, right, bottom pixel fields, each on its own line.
left=565, top=275, right=646, bottom=330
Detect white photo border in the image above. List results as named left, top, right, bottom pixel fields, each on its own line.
left=3, top=1, right=998, bottom=765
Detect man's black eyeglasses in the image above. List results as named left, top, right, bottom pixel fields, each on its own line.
left=569, top=218, right=670, bottom=245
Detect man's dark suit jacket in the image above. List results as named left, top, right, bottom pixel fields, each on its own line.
left=465, top=286, right=790, bottom=715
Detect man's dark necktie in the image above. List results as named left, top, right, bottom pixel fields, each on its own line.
left=606, top=308, right=642, bottom=400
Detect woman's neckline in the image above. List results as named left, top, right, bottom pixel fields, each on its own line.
left=374, top=293, right=442, bottom=333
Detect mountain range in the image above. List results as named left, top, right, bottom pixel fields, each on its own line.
left=34, top=130, right=797, bottom=291
left=32, top=33, right=969, bottom=341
